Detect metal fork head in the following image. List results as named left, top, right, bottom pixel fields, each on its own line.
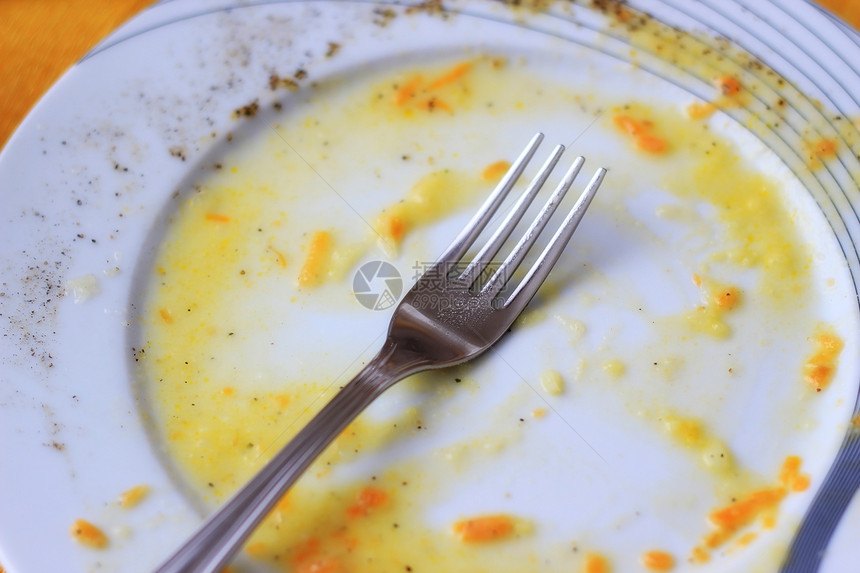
left=388, top=133, right=606, bottom=368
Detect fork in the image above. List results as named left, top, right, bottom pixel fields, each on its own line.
left=155, top=132, right=607, bottom=573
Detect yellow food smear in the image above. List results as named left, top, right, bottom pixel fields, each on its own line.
left=683, top=276, right=742, bottom=339
left=297, top=230, right=332, bottom=288
left=601, top=359, right=626, bottom=378
left=391, top=60, right=474, bottom=115
left=155, top=381, right=413, bottom=500
left=140, top=52, right=835, bottom=573
left=70, top=519, right=108, bottom=549
left=602, top=0, right=860, bottom=164
left=661, top=413, right=736, bottom=477
left=686, top=101, right=716, bottom=120
left=118, top=484, right=150, bottom=509
left=243, top=469, right=536, bottom=572
left=803, top=328, right=844, bottom=392
left=245, top=480, right=394, bottom=572
left=374, top=169, right=481, bottom=251
left=140, top=57, right=540, bottom=568
left=648, top=104, right=812, bottom=304
left=640, top=549, right=675, bottom=571
left=684, top=304, right=732, bottom=339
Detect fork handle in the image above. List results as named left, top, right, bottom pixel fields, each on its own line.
left=154, top=339, right=423, bottom=573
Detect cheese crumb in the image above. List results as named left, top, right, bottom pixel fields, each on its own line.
left=64, top=274, right=100, bottom=304
left=539, top=370, right=564, bottom=395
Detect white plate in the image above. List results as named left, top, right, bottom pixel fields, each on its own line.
left=2, top=1, right=860, bottom=572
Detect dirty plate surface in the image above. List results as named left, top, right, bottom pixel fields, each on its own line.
left=2, top=1, right=860, bottom=572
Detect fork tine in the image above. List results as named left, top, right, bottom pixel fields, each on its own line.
left=456, top=144, right=565, bottom=287
left=503, top=167, right=607, bottom=310
left=480, top=156, right=586, bottom=297
left=435, top=133, right=544, bottom=265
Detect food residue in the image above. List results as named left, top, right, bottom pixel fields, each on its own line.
left=70, top=519, right=108, bottom=549
left=803, top=329, right=844, bottom=392
left=137, top=48, right=853, bottom=573
left=613, top=110, right=669, bottom=154
left=297, top=230, right=333, bottom=288
left=694, top=456, right=811, bottom=561
left=539, top=369, right=564, bottom=396
left=581, top=552, right=611, bottom=573
left=640, top=549, right=675, bottom=571
left=374, top=169, right=480, bottom=252
left=64, top=274, right=100, bottom=304
left=119, top=485, right=151, bottom=509
left=452, top=514, right=523, bottom=543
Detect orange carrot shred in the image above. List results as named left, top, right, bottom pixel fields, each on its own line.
left=713, top=286, right=741, bottom=310
left=70, top=519, right=108, bottom=549
left=581, top=552, right=610, bottom=573
left=779, top=455, right=811, bottom=492
left=636, top=133, right=668, bottom=154
left=291, top=537, right=321, bottom=565
left=159, top=308, right=173, bottom=324
left=690, top=546, right=710, bottom=564
left=716, top=75, right=742, bottom=96
left=393, top=75, right=423, bottom=105
left=613, top=114, right=645, bottom=136
left=791, top=474, right=811, bottom=492
left=803, top=331, right=843, bottom=391
left=708, top=487, right=786, bottom=531
left=297, top=231, right=331, bottom=287
left=119, top=485, right=150, bottom=509
left=205, top=213, right=231, bottom=223
left=346, top=486, right=389, bottom=518
left=452, top=514, right=515, bottom=543
left=482, top=160, right=512, bottom=182
left=641, top=550, right=675, bottom=571
left=428, top=62, right=472, bottom=90
left=814, top=138, right=837, bottom=157
left=779, top=456, right=801, bottom=484
left=614, top=113, right=667, bottom=154
left=387, top=215, right=406, bottom=243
